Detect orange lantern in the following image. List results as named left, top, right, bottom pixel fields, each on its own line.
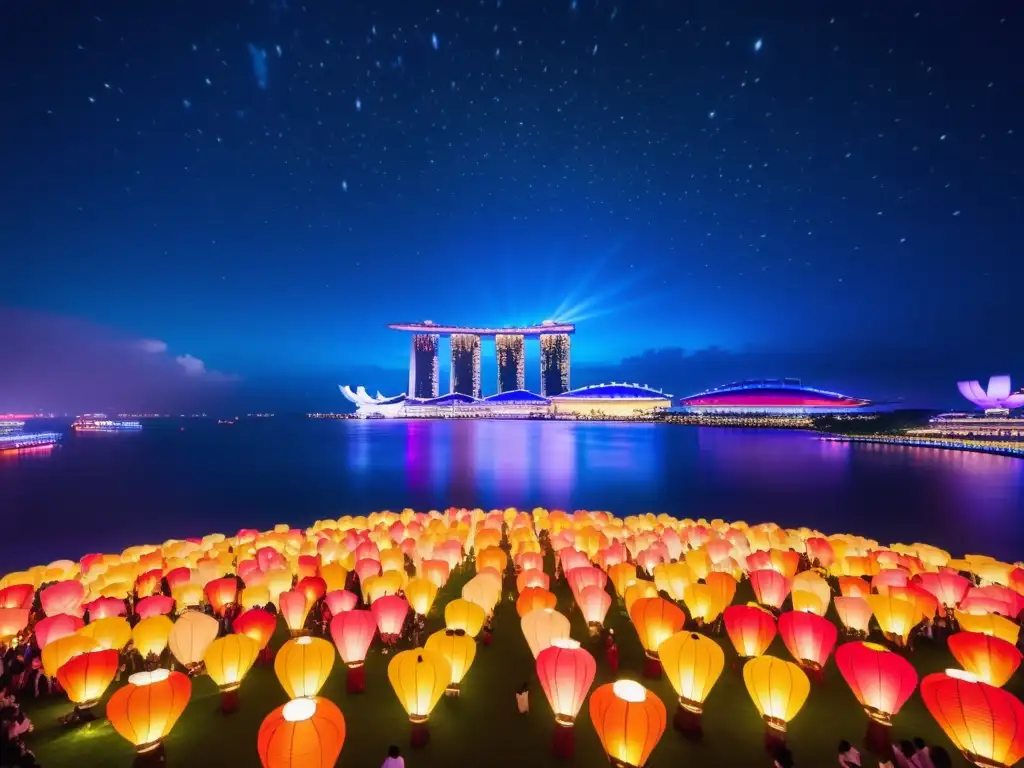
left=577, top=585, right=612, bottom=634
left=838, top=576, right=872, bottom=599
left=516, top=568, right=550, bottom=593
left=834, top=595, right=873, bottom=635
left=387, top=648, right=451, bottom=747
left=921, top=670, right=1024, bottom=768
left=425, top=628, right=477, bottom=695
left=589, top=680, right=667, bottom=768
left=371, top=594, right=409, bottom=639
left=743, top=655, right=810, bottom=746
left=521, top=608, right=572, bottom=659
left=35, top=613, right=84, bottom=650
left=778, top=611, right=837, bottom=673
left=41, top=633, right=99, bottom=677
left=536, top=638, right=596, bottom=758
left=748, top=569, right=791, bottom=612
left=257, top=697, right=346, bottom=768
left=57, top=648, right=119, bottom=709
left=948, top=632, right=1022, bottom=688
left=836, top=641, right=918, bottom=755
left=517, top=587, right=557, bottom=618
left=724, top=604, right=777, bottom=659
left=205, top=577, right=239, bottom=616
left=659, top=631, right=724, bottom=738
left=329, top=609, right=377, bottom=693
left=630, top=597, right=686, bottom=678
left=0, top=607, right=30, bottom=643
left=132, top=615, right=174, bottom=658
left=279, top=589, right=311, bottom=636
left=233, top=608, right=277, bottom=651
left=296, top=575, right=327, bottom=607
left=608, top=562, right=639, bottom=598
left=419, top=559, right=450, bottom=589
left=0, top=584, right=34, bottom=610
left=204, top=634, right=260, bottom=713
left=275, top=636, right=335, bottom=698
left=106, top=669, right=191, bottom=759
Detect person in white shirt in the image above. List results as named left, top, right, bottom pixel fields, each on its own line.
left=515, top=682, right=529, bottom=714
left=837, top=739, right=861, bottom=767
left=382, top=744, right=405, bottom=768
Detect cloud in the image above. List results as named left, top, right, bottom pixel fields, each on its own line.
left=175, top=354, right=207, bottom=376
left=137, top=339, right=169, bottom=354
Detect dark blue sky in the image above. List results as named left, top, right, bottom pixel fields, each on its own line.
left=1, top=1, right=1021, bottom=410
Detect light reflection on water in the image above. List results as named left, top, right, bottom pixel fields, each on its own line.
left=0, top=420, right=1020, bottom=569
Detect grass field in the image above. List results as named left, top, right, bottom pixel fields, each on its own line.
left=23, top=560, right=1021, bottom=767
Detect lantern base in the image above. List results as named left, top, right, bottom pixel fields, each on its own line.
left=410, top=720, right=430, bottom=748
left=642, top=656, right=662, bottom=679
left=59, top=706, right=97, bottom=728
left=805, top=665, right=824, bottom=685
left=220, top=689, right=239, bottom=715
left=552, top=724, right=575, bottom=760
left=763, top=726, right=786, bottom=754
left=865, top=719, right=893, bottom=759
left=346, top=664, right=366, bottom=694
left=444, top=684, right=460, bottom=697
left=673, top=705, right=703, bottom=741
left=133, top=745, right=167, bottom=768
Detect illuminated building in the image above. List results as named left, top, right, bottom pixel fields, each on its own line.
left=540, top=334, right=571, bottom=397
left=957, top=374, right=1024, bottom=415
left=906, top=413, right=1024, bottom=440
left=450, top=334, right=482, bottom=399
left=496, top=334, right=526, bottom=393
left=678, top=380, right=869, bottom=416
left=410, top=334, right=440, bottom=399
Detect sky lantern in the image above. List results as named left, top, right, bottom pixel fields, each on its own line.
left=364, top=571, right=404, bottom=604
left=623, top=581, right=659, bottom=616
left=921, top=670, right=1024, bottom=768
left=962, top=584, right=1024, bottom=619
left=324, top=590, right=358, bottom=616
left=889, top=584, right=939, bottom=624
left=838, top=576, right=872, bottom=599
left=329, top=609, right=377, bottom=693
left=836, top=641, right=918, bottom=756
left=477, top=545, right=508, bottom=575
left=387, top=648, right=452, bottom=747
left=40, top=580, right=86, bottom=618
left=516, top=551, right=544, bottom=573
left=743, top=655, right=811, bottom=749
left=354, top=557, right=382, bottom=586
left=589, top=679, right=667, bottom=768
left=948, top=632, right=1022, bottom=688
left=653, top=561, right=693, bottom=602
left=659, top=630, right=725, bottom=739
left=170, top=582, right=204, bottom=610
left=791, top=571, right=831, bottom=616
left=168, top=610, right=220, bottom=671
left=517, top=587, right=557, bottom=618
left=279, top=589, right=311, bottom=636
left=35, top=613, right=84, bottom=650
left=748, top=569, right=791, bottom=612
left=578, top=585, right=612, bottom=635
left=567, top=566, right=607, bottom=601
left=685, top=548, right=712, bottom=581
left=204, top=634, right=260, bottom=713
left=462, top=573, right=501, bottom=616
left=106, top=669, right=191, bottom=762
left=806, top=537, right=835, bottom=568
left=371, top=594, right=409, bottom=641
left=78, top=616, right=132, bottom=652
left=84, top=596, right=126, bottom=620
left=257, top=697, right=346, bottom=768
left=630, top=597, right=687, bottom=678
left=872, top=568, right=910, bottom=594
left=204, top=577, right=239, bottom=616
left=241, top=585, right=272, bottom=611
left=516, top=568, right=550, bottom=593
left=136, top=595, right=175, bottom=619
left=419, top=559, right=450, bottom=589
left=724, top=605, right=777, bottom=660
left=41, top=634, right=99, bottom=678
left=609, top=562, right=639, bottom=599
left=233, top=608, right=277, bottom=655
left=682, top=583, right=725, bottom=626
left=521, top=608, right=572, bottom=659
left=868, top=594, right=923, bottom=647
left=0, top=583, right=34, bottom=610
left=275, top=636, right=335, bottom=698
left=444, top=598, right=486, bottom=638
left=834, top=596, right=873, bottom=636
left=320, top=562, right=349, bottom=593
left=132, top=615, right=174, bottom=658
left=425, top=628, right=477, bottom=696
left=57, top=648, right=119, bottom=712
left=955, top=611, right=1020, bottom=646
left=405, top=577, right=439, bottom=617
left=135, top=569, right=163, bottom=598
left=296, top=576, right=327, bottom=608
left=535, top=638, right=596, bottom=758
left=778, top=611, right=837, bottom=675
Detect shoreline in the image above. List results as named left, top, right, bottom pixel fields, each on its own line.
left=819, top=433, right=1024, bottom=458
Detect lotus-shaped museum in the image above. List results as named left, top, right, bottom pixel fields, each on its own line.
left=957, top=375, right=1024, bottom=414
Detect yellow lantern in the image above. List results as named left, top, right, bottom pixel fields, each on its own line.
left=955, top=610, right=1020, bottom=646
left=241, top=585, right=271, bottom=611
left=132, top=615, right=174, bottom=658
left=41, top=633, right=99, bottom=678
left=659, top=630, right=724, bottom=737
left=521, top=608, right=572, bottom=659
left=653, top=561, right=692, bottom=601
left=623, top=580, right=659, bottom=616
left=275, top=636, right=335, bottom=698
left=425, top=628, right=477, bottom=695
left=444, top=598, right=486, bottom=638
left=405, top=577, right=439, bottom=617
left=743, top=655, right=810, bottom=744
left=204, top=634, right=259, bottom=713
left=171, top=581, right=204, bottom=609
left=682, top=583, right=726, bottom=625
left=387, top=648, right=452, bottom=747
left=868, top=595, right=923, bottom=647
left=608, top=562, right=639, bottom=598
left=168, top=610, right=220, bottom=669
left=78, top=616, right=132, bottom=651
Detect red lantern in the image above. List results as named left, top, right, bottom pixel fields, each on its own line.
left=85, top=597, right=126, bottom=620
left=135, top=569, right=163, bottom=597
left=164, top=567, right=192, bottom=591
left=948, top=632, right=1023, bottom=688
left=748, top=569, right=791, bottom=611
left=57, top=648, right=120, bottom=709
left=921, top=670, right=1024, bottom=768
left=371, top=595, right=408, bottom=641
left=324, top=590, right=358, bottom=616
left=205, top=577, right=239, bottom=616
left=778, top=611, right=837, bottom=674
left=297, top=576, right=327, bottom=606
left=136, top=595, right=175, bottom=619
left=566, top=567, right=607, bottom=603
left=724, top=605, right=777, bottom=659
left=234, top=608, right=278, bottom=664
left=40, top=580, right=85, bottom=618
left=536, top=639, right=597, bottom=758
left=329, top=609, right=377, bottom=693
left=914, top=571, right=971, bottom=611
left=0, top=584, right=35, bottom=610
left=836, top=641, right=917, bottom=757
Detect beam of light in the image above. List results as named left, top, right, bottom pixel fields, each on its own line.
left=549, top=261, right=661, bottom=325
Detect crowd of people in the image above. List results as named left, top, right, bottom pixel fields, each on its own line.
left=0, top=655, right=42, bottom=768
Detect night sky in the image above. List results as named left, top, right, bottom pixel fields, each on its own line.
left=1, top=1, right=1021, bottom=411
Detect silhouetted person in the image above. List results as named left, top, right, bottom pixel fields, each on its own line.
left=382, top=744, right=405, bottom=768
left=837, top=739, right=861, bottom=767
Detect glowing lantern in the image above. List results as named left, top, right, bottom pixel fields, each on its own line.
left=329, top=609, right=377, bottom=693
left=589, top=680, right=667, bottom=768
left=257, top=697, right=347, bottom=768
left=405, top=577, right=439, bottom=617
left=275, top=636, right=335, bottom=698
left=521, top=608, right=572, bottom=659
left=868, top=594, right=923, bottom=647
left=136, top=595, right=175, bottom=619
left=371, top=594, right=409, bottom=639
left=41, top=580, right=85, bottom=617
left=42, top=633, right=99, bottom=677
left=168, top=610, right=220, bottom=669
left=743, top=656, right=810, bottom=744
left=320, top=562, right=349, bottom=592
left=205, top=577, right=239, bottom=615
left=35, top=613, right=84, bottom=649
left=444, top=598, right=486, bottom=638
left=233, top=608, right=277, bottom=651
left=241, top=585, right=271, bottom=611
left=170, top=582, right=203, bottom=609
left=659, top=631, right=724, bottom=739
left=204, top=634, right=260, bottom=712
left=836, top=640, right=917, bottom=754
left=921, top=670, right=1024, bottom=768
left=0, top=584, right=34, bottom=610
left=517, top=587, right=557, bottom=618
left=516, top=569, right=550, bottom=593
left=419, top=559, right=450, bottom=589
left=608, top=562, right=639, bottom=598
left=578, top=585, right=612, bottom=633
left=955, top=611, right=1020, bottom=646
left=748, top=569, right=791, bottom=611
left=630, top=597, right=687, bottom=678
left=135, top=569, right=163, bottom=597
left=324, top=590, right=358, bottom=616
left=838, top=576, right=872, bottom=599
left=835, top=596, right=873, bottom=635
left=57, top=648, right=119, bottom=709
left=279, top=589, right=311, bottom=635
left=535, top=638, right=596, bottom=758
left=623, top=581, right=659, bottom=616
left=387, top=648, right=452, bottom=747
left=425, top=628, right=477, bottom=695
left=106, top=669, right=191, bottom=759
left=78, top=616, right=132, bottom=651
left=297, top=575, right=327, bottom=607
left=477, top=545, right=508, bottom=575
left=462, top=573, right=501, bottom=615
left=948, top=632, right=1022, bottom=688
left=682, top=583, right=726, bottom=625
left=724, top=605, right=776, bottom=659
left=778, top=611, right=837, bottom=672
left=364, top=571, right=403, bottom=604
left=132, top=615, right=174, bottom=658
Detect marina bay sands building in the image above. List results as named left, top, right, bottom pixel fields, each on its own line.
left=389, top=320, right=575, bottom=398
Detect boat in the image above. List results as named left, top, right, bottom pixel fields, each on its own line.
left=72, top=414, right=143, bottom=432
left=0, top=431, right=61, bottom=454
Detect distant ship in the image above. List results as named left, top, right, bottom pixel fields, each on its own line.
left=0, top=431, right=61, bottom=454
left=72, top=414, right=143, bottom=432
